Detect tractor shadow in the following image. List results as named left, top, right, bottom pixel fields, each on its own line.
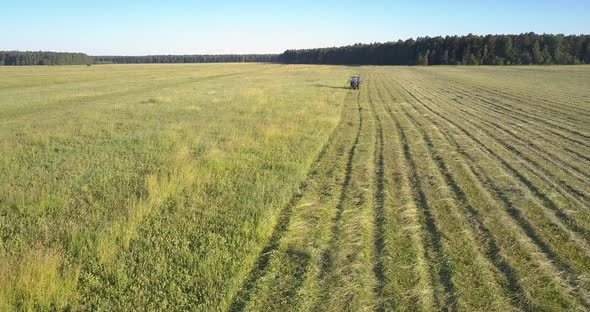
left=313, top=83, right=349, bottom=90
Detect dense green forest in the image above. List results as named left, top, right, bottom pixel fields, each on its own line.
left=94, top=54, right=278, bottom=64
left=280, top=33, right=590, bottom=65
left=2, top=33, right=589, bottom=66
left=0, top=51, right=93, bottom=65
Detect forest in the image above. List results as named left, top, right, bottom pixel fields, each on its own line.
left=94, top=54, right=278, bottom=64
left=2, top=33, right=589, bottom=66
left=280, top=33, right=590, bottom=65
left=0, top=51, right=93, bottom=65
left=0, top=52, right=276, bottom=65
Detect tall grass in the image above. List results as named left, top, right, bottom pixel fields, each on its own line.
left=0, top=64, right=351, bottom=310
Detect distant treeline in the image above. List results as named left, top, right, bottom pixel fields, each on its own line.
left=280, top=33, right=590, bottom=65
left=0, top=51, right=93, bottom=65
left=0, top=52, right=278, bottom=65
left=94, top=54, right=279, bottom=64
left=2, top=33, right=590, bottom=66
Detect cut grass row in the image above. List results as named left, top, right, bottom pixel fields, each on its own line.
left=393, top=74, right=590, bottom=255
left=412, top=71, right=590, bottom=161
left=377, top=68, right=588, bottom=309
left=418, top=67, right=590, bottom=122
left=401, top=75, right=590, bottom=199
left=236, top=66, right=589, bottom=311
left=377, top=77, right=513, bottom=311
left=390, top=71, right=584, bottom=217
left=414, top=73, right=590, bottom=181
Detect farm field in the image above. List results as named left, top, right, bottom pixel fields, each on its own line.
left=1, top=64, right=589, bottom=311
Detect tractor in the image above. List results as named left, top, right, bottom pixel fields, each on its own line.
left=349, top=75, right=362, bottom=90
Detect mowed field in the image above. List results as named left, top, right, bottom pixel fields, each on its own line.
left=1, top=64, right=589, bottom=311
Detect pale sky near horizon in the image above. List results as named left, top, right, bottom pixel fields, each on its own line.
left=2, top=0, right=588, bottom=55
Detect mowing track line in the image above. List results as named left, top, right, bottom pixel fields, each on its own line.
left=389, top=76, right=590, bottom=235
left=228, top=89, right=358, bottom=312
left=367, top=77, right=387, bottom=311
left=378, top=87, right=457, bottom=311
left=386, top=74, right=590, bottom=308
left=381, top=75, right=533, bottom=311
left=318, top=91, right=363, bottom=278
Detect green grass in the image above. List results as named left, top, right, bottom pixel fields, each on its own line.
left=0, top=64, right=352, bottom=310
left=1, top=64, right=589, bottom=311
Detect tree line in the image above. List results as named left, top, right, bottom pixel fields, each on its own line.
left=0, top=51, right=93, bottom=65
left=0, top=52, right=277, bottom=66
left=94, top=54, right=278, bottom=64
left=280, top=33, right=590, bottom=65
left=2, top=33, right=589, bottom=66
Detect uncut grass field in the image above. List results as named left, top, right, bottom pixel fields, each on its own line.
left=1, top=64, right=589, bottom=311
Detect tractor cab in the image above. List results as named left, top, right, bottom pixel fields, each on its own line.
left=350, top=76, right=362, bottom=90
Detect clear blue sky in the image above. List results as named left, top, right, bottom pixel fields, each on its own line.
left=2, top=0, right=588, bottom=55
